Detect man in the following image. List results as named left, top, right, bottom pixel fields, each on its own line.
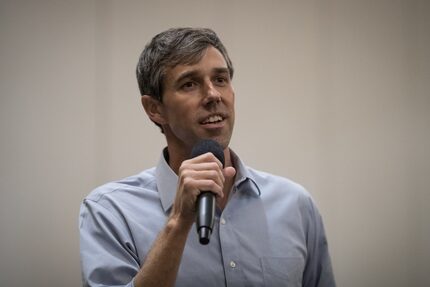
left=80, top=27, right=336, bottom=287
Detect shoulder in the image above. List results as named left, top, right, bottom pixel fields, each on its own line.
left=243, top=166, right=319, bottom=219
left=84, top=167, right=157, bottom=205
left=245, top=167, right=324, bottom=234
left=80, top=167, right=160, bottom=228
left=246, top=166, right=311, bottom=199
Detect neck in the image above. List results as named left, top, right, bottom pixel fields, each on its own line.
left=166, top=146, right=189, bottom=174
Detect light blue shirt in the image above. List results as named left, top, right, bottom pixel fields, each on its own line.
left=79, top=149, right=335, bottom=287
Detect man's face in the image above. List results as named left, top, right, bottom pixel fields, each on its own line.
left=160, top=46, right=235, bottom=153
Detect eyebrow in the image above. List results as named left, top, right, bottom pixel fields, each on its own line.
left=174, top=70, right=199, bottom=85
left=212, top=67, right=230, bottom=75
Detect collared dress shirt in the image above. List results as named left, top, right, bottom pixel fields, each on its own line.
left=79, top=149, right=336, bottom=287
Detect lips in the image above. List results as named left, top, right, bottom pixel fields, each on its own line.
left=199, top=112, right=229, bottom=126
left=201, top=114, right=224, bottom=124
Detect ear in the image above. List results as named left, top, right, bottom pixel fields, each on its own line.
left=141, top=95, right=167, bottom=125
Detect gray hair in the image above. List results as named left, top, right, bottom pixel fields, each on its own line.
left=136, top=27, right=234, bottom=102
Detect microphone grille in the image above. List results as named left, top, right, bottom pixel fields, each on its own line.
left=190, top=139, right=225, bottom=167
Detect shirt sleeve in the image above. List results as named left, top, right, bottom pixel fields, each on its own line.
left=302, top=197, right=336, bottom=287
left=79, top=198, right=139, bottom=287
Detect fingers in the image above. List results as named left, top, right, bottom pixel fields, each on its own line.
left=181, top=177, right=224, bottom=198
left=181, top=152, right=222, bottom=169
left=179, top=152, right=226, bottom=197
left=180, top=163, right=224, bottom=184
left=172, top=152, right=228, bottom=222
left=180, top=152, right=224, bottom=181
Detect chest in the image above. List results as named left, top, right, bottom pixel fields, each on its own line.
left=130, top=191, right=308, bottom=287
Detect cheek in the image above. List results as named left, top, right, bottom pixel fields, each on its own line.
left=228, top=88, right=235, bottom=104
left=169, top=109, right=196, bottom=130
left=163, top=99, right=192, bottom=122
left=227, top=91, right=235, bottom=110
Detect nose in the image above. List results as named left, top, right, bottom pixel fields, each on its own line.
left=202, top=80, right=221, bottom=106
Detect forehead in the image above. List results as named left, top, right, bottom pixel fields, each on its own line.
left=164, top=47, right=229, bottom=84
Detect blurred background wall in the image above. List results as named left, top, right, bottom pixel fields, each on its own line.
left=1, top=0, right=429, bottom=286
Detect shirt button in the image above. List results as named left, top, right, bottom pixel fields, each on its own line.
left=229, top=261, right=236, bottom=268
left=220, top=218, right=226, bottom=225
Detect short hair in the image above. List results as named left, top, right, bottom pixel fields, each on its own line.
left=136, top=27, right=234, bottom=102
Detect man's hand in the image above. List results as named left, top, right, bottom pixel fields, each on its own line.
left=170, top=152, right=236, bottom=227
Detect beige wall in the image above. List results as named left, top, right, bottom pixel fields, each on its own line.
left=1, top=0, right=429, bottom=286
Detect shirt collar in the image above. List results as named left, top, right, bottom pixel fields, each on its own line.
left=155, top=147, right=261, bottom=213
left=229, top=149, right=261, bottom=197
left=155, top=148, right=179, bottom=213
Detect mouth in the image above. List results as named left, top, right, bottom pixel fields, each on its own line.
left=200, top=113, right=227, bottom=128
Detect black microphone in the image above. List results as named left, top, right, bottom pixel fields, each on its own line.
left=190, top=139, right=225, bottom=245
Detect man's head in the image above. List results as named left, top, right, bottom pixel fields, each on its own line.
left=137, top=28, right=235, bottom=157
left=136, top=27, right=234, bottom=103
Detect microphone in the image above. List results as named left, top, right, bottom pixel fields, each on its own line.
left=190, top=139, right=225, bottom=245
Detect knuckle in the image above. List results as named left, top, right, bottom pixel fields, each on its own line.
left=204, top=152, right=214, bottom=159
left=210, top=181, right=219, bottom=191
left=182, top=177, right=192, bottom=187
left=179, top=161, right=190, bottom=172
left=209, top=170, right=217, bottom=178
left=209, top=162, right=219, bottom=169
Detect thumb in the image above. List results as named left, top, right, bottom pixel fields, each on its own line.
left=223, top=166, right=236, bottom=179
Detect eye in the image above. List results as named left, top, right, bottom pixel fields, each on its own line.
left=181, top=81, right=197, bottom=91
left=214, top=76, right=228, bottom=86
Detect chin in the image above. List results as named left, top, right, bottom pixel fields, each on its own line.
left=193, top=136, right=228, bottom=148
left=213, top=136, right=231, bottom=150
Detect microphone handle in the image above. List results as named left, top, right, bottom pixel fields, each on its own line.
left=196, top=191, right=215, bottom=245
